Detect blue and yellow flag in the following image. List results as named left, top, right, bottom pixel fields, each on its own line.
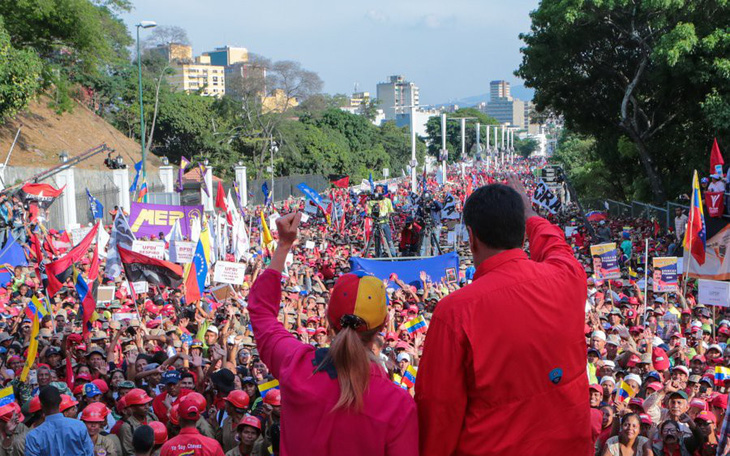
left=404, top=315, right=427, bottom=334
left=616, top=380, right=636, bottom=403
left=401, top=365, right=417, bottom=389
left=684, top=170, right=707, bottom=265
left=715, top=366, right=730, bottom=382
left=0, top=386, right=14, bottom=407
left=20, top=308, right=40, bottom=382
left=258, top=379, right=280, bottom=397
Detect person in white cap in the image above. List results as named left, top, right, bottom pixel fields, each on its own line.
left=624, top=374, right=642, bottom=394
left=600, top=377, right=616, bottom=402
left=670, top=365, right=690, bottom=387
left=591, top=331, right=607, bottom=356
left=709, top=174, right=726, bottom=193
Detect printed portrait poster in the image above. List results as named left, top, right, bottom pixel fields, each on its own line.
left=590, top=243, right=621, bottom=280
left=652, top=257, right=678, bottom=293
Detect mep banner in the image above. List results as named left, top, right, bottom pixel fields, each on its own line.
left=129, top=203, right=203, bottom=239
left=590, top=243, right=621, bottom=280
left=652, top=257, right=678, bottom=292
left=350, top=252, right=460, bottom=288
left=705, top=192, right=725, bottom=218
left=213, top=261, right=247, bottom=285
left=532, top=180, right=562, bottom=214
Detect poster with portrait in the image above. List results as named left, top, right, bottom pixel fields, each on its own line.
left=652, top=257, right=678, bottom=293
left=590, top=243, right=621, bottom=280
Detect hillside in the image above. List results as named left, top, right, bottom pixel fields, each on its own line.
left=0, top=96, right=162, bottom=171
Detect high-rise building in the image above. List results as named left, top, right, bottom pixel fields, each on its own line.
left=350, top=92, right=371, bottom=108
left=168, top=55, right=226, bottom=98
left=376, top=75, right=419, bottom=121
left=203, top=46, right=249, bottom=67
left=149, top=43, right=193, bottom=63
left=485, top=80, right=524, bottom=127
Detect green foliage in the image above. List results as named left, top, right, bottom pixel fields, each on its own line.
left=424, top=108, right=498, bottom=162
left=517, top=0, right=730, bottom=203
left=0, top=18, right=42, bottom=119
left=515, top=137, right=538, bottom=158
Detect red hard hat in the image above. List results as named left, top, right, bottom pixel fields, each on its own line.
left=236, top=415, right=261, bottom=431
left=81, top=402, right=109, bottom=422
left=178, top=392, right=206, bottom=420
left=148, top=421, right=168, bottom=445
left=168, top=404, right=180, bottom=426
left=125, top=388, right=153, bottom=406
left=263, top=389, right=281, bottom=406
left=28, top=396, right=41, bottom=414
left=224, top=391, right=250, bottom=409
left=0, top=402, right=23, bottom=423
left=60, top=394, right=79, bottom=412
left=91, top=379, right=109, bottom=394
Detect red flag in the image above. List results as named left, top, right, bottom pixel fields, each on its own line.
left=215, top=181, right=228, bottom=213
left=118, top=247, right=183, bottom=288
left=331, top=176, right=350, bottom=188
left=88, top=241, right=100, bottom=281
left=653, top=220, right=661, bottom=237
left=45, top=223, right=99, bottom=296
left=705, top=191, right=725, bottom=218
left=711, top=138, right=724, bottom=177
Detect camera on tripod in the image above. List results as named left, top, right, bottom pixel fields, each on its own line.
left=368, top=192, right=385, bottom=220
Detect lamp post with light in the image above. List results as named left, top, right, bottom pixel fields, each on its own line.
left=136, top=20, right=157, bottom=183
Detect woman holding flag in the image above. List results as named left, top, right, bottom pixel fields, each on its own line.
left=247, top=212, right=417, bottom=456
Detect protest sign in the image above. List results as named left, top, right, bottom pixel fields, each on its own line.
left=170, top=241, right=195, bottom=263
left=213, top=261, right=247, bottom=285
left=565, top=226, right=578, bottom=238
left=70, top=226, right=94, bottom=246
left=129, top=202, right=203, bottom=239
left=305, top=240, right=315, bottom=249
left=96, top=286, right=115, bottom=303
left=590, top=243, right=621, bottom=279
left=652, top=257, right=678, bottom=292
left=112, top=313, right=137, bottom=322
left=300, top=213, right=310, bottom=223
left=705, top=192, right=725, bottom=218
left=132, top=241, right=165, bottom=260
left=698, top=279, right=730, bottom=307
left=531, top=180, right=562, bottom=214
left=441, top=193, right=460, bottom=220
left=123, top=281, right=148, bottom=294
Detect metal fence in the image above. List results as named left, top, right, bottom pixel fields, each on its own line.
left=605, top=199, right=632, bottom=219
left=631, top=202, right=668, bottom=230
left=248, top=174, right=329, bottom=205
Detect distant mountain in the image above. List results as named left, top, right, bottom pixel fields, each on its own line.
left=429, top=85, right=535, bottom=108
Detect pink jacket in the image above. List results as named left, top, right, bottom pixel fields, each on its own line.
left=248, top=269, right=418, bottom=456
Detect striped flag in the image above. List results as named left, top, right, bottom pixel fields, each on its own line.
left=0, top=386, right=14, bottom=407
left=616, top=380, right=636, bottom=403
left=258, top=379, right=280, bottom=397
left=404, top=315, right=427, bottom=334
left=401, top=365, right=417, bottom=388
left=684, top=170, right=707, bottom=265
left=715, top=366, right=730, bottom=383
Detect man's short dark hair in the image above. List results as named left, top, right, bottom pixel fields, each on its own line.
left=463, top=184, right=525, bottom=250
left=133, top=425, right=155, bottom=454
left=39, top=385, right=62, bottom=413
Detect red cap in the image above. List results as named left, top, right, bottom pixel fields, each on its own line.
left=639, top=413, right=652, bottom=425
left=626, top=309, right=636, bottom=319
left=627, top=354, right=642, bottom=367
left=712, top=394, right=728, bottom=410
left=60, top=394, right=79, bottom=412
left=168, top=404, right=179, bottom=426
left=125, top=389, right=153, bottom=406
left=385, top=332, right=397, bottom=341
left=148, top=421, right=168, bottom=445
left=0, top=402, right=23, bottom=423
left=76, top=373, right=92, bottom=382
left=697, top=410, right=717, bottom=423
left=629, top=325, right=645, bottom=334
left=589, top=384, right=602, bottom=394
left=652, top=347, right=670, bottom=371
left=179, top=392, right=206, bottom=420
left=628, top=297, right=639, bottom=305
left=263, top=389, right=281, bottom=406
left=91, top=379, right=109, bottom=394
left=28, top=396, right=41, bottom=414
left=236, top=415, right=262, bottom=432
left=646, top=382, right=664, bottom=393
left=81, top=402, right=109, bottom=422
left=720, top=327, right=730, bottom=336
left=224, top=391, right=250, bottom=409
left=692, top=355, right=707, bottom=363
left=690, top=398, right=707, bottom=410
left=629, top=397, right=644, bottom=407
left=327, top=272, right=387, bottom=332
left=314, top=327, right=327, bottom=336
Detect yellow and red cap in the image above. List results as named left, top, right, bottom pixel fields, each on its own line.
left=327, top=271, right=387, bottom=332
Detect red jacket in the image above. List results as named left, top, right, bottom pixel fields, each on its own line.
left=160, top=427, right=224, bottom=456
left=415, top=216, right=591, bottom=455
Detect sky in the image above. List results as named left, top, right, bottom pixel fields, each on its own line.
left=121, top=0, right=540, bottom=105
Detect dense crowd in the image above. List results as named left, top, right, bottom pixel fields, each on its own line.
left=0, top=156, right=726, bottom=456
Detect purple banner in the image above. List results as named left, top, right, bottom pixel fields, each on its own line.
left=129, top=202, right=203, bottom=240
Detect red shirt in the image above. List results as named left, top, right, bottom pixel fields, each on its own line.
left=160, top=427, right=225, bottom=456
left=415, top=216, right=592, bottom=455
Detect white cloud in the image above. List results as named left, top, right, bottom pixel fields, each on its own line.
left=365, top=9, right=388, bottom=23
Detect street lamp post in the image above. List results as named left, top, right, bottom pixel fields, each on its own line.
left=269, top=136, right=278, bottom=203
left=135, top=20, right=157, bottom=184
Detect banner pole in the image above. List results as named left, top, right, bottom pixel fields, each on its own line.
left=643, top=239, right=649, bottom=318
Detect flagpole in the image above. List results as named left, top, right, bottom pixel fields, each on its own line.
left=682, top=172, right=696, bottom=295
left=643, top=238, right=649, bottom=318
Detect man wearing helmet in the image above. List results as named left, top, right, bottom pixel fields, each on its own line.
left=225, top=416, right=261, bottom=456
left=216, top=391, right=250, bottom=452
left=82, top=402, right=118, bottom=456
left=119, top=389, right=157, bottom=456
left=159, top=393, right=224, bottom=456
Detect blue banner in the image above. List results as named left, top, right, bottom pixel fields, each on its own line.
left=86, top=188, right=104, bottom=219
left=0, top=235, right=28, bottom=286
left=296, top=183, right=324, bottom=209
left=350, top=252, right=460, bottom=288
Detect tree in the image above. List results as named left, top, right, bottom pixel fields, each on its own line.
left=515, top=137, right=538, bottom=158
left=144, top=25, right=191, bottom=48
left=0, top=18, right=42, bottom=119
left=517, top=0, right=730, bottom=203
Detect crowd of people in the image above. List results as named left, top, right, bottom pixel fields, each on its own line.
left=0, top=156, right=726, bottom=456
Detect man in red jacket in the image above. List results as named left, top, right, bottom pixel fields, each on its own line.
left=416, top=176, right=591, bottom=455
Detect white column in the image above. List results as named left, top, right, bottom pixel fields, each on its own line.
left=441, top=113, right=447, bottom=183
left=485, top=125, right=490, bottom=151
left=159, top=165, right=174, bottom=193
left=112, top=169, right=130, bottom=213
left=235, top=164, right=248, bottom=207
left=460, top=117, right=466, bottom=159
left=475, top=122, right=480, bottom=158
left=0, top=164, right=6, bottom=191
left=55, top=167, right=78, bottom=229
left=410, top=106, right=417, bottom=192
left=202, top=165, right=213, bottom=211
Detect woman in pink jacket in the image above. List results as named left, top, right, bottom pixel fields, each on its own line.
left=248, top=212, right=418, bottom=456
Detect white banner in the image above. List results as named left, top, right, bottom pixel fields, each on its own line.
left=698, top=279, right=730, bottom=307
left=441, top=193, right=460, bottom=220
left=532, top=180, right=562, bottom=214
left=213, top=261, right=247, bottom=285
left=170, top=241, right=195, bottom=263
left=132, top=240, right=165, bottom=260
left=70, top=226, right=94, bottom=246
left=123, top=281, right=149, bottom=295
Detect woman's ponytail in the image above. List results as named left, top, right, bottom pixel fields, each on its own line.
left=328, top=327, right=376, bottom=412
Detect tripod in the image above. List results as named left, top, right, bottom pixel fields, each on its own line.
left=364, top=218, right=394, bottom=258
left=418, top=221, right=442, bottom=257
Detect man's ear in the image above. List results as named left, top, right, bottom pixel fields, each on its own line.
left=467, top=226, right=477, bottom=254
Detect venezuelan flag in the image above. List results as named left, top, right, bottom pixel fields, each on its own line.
left=628, top=267, right=638, bottom=279
left=258, top=379, right=280, bottom=397
left=20, top=310, right=40, bottom=382
left=0, top=386, right=14, bottom=407
left=404, top=315, right=427, bottom=334
left=616, top=380, right=636, bottom=403
left=73, top=267, right=96, bottom=338
left=684, top=170, right=706, bottom=265
left=137, top=180, right=148, bottom=202
left=401, top=365, right=417, bottom=389
left=392, top=374, right=408, bottom=390
left=715, top=366, right=730, bottom=383
left=24, top=295, right=48, bottom=320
